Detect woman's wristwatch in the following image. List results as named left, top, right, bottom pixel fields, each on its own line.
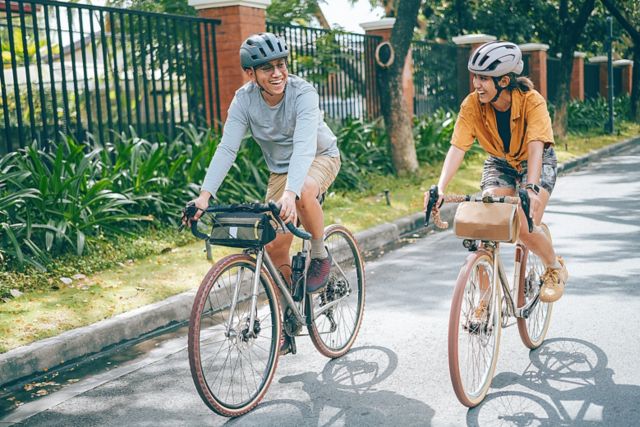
left=525, top=183, right=541, bottom=195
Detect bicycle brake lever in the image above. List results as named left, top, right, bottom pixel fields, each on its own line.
left=518, top=188, right=534, bottom=233
left=425, top=184, right=439, bottom=227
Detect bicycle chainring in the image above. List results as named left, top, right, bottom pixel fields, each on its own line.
left=283, top=307, right=302, bottom=336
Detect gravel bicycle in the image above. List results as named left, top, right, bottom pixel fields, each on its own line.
left=426, top=186, right=553, bottom=407
left=182, top=201, right=365, bottom=417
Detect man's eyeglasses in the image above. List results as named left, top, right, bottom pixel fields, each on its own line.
left=256, top=60, right=288, bottom=74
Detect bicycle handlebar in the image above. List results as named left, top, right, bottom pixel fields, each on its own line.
left=181, top=201, right=313, bottom=241
left=425, top=185, right=534, bottom=233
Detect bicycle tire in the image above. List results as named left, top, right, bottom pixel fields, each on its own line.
left=517, top=223, right=553, bottom=349
left=188, top=254, right=281, bottom=417
left=307, top=224, right=365, bottom=358
left=448, top=249, right=502, bottom=407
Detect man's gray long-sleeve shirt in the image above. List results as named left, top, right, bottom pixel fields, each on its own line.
left=201, top=75, right=339, bottom=198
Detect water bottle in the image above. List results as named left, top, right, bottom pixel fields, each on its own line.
left=291, top=251, right=306, bottom=302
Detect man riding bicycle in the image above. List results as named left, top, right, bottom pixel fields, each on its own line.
left=425, top=41, right=568, bottom=304
left=190, top=32, right=341, bottom=300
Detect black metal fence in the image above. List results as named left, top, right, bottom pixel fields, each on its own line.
left=0, top=0, right=221, bottom=154
left=412, top=40, right=459, bottom=116
left=267, top=22, right=381, bottom=122
left=584, top=62, right=600, bottom=99
left=522, top=54, right=530, bottom=76
left=546, top=56, right=561, bottom=104
left=613, top=66, right=622, bottom=96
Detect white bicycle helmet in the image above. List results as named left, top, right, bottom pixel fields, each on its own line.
left=468, top=41, right=523, bottom=77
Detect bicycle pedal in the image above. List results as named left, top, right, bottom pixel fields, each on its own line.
left=279, top=335, right=298, bottom=356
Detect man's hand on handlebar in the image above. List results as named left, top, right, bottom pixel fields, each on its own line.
left=181, top=193, right=211, bottom=227
left=278, top=190, right=298, bottom=225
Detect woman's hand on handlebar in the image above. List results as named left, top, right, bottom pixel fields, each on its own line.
left=423, top=187, right=444, bottom=214
left=526, top=190, right=542, bottom=226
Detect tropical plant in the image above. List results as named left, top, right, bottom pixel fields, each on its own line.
left=414, top=109, right=456, bottom=164
left=1, top=137, right=140, bottom=270
left=549, top=95, right=632, bottom=133
left=332, top=117, right=392, bottom=191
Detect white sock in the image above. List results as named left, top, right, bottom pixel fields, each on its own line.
left=310, top=238, right=327, bottom=259
left=548, top=259, right=562, bottom=269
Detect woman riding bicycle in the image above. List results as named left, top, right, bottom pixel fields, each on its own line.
left=425, top=41, right=568, bottom=303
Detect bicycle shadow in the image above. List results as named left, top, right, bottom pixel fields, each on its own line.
left=467, top=337, right=640, bottom=426
left=225, top=345, right=435, bottom=426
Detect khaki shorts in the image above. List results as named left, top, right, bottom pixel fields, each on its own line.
left=265, top=155, right=341, bottom=201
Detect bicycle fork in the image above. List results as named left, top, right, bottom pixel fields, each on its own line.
left=225, top=251, right=265, bottom=340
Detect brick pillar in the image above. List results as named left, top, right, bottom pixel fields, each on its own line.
left=571, top=52, right=586, bottom=101
left=452, top=34, right=496, bottom=103
left=361, top=18, right=414, bottom=117
left=520, top=43, right=549, bottom=99
left=614, top=59, right=633, bottom=95
left=189, top=0, right=269, bottom=123
left=588, top=56, right=608, bottom=97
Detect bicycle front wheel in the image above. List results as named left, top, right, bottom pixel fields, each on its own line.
left=188, top=254, right=281, bottom=417
left=307, top=224, right=365, bottom=358
left=517, top=223, right=553, bottom=349
left=448, top=249, right=502, bottom=407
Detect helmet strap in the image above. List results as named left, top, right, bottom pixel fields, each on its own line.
left=490, top=77, right=505, bottom=103
left=251, top=66, right=276, bottom=97
left=251, top=59, right=288, bottom=100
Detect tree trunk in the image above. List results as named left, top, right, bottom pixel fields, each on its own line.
left=552, top=47, right=575, bottom=139
left=376, top=0, right=421, bottom=175
left=551, top=0, right=595, bottom=138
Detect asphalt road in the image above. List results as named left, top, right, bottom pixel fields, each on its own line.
left=4, top=144, right=640, bottom=426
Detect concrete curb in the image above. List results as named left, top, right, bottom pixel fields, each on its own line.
left=557, top=135, right=639, bottom=174
left=1, top=135, right=638, bottom=387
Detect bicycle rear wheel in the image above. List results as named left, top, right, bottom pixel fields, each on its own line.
left=448, top=249, right=502, bottom=407
left=307, top=224, right=365, bottom=358
left=188, top=254, right=281, bottom=417
left=517, top=223, right=553, bottom=349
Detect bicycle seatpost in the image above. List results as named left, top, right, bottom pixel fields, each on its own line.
left=425, top=185, right=439, bottom=227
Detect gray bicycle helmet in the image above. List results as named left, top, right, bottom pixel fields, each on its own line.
left=240, top=32, right=289, bottom=69
left=468, top=41, right=523, bottom=77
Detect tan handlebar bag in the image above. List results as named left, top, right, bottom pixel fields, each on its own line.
left=453, top=201, right=520, bottom=243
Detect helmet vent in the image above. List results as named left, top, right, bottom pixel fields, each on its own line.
left=265, top=39, right=274, bottom=52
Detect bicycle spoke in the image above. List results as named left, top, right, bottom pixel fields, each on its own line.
left=308, top=226, right=365, bottom=357
left=189, top=256, right=280, bottom=414
left=452, top=254, right=500, bottom=404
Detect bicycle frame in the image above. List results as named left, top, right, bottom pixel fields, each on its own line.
left=483, top=241, right=542, bottom=323
left=226, top=237, right=352, bottom=339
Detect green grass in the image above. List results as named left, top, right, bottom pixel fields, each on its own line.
left=1, top=123, right=638, bottom=353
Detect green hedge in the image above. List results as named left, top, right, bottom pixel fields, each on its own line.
left=1, top=112, right=456, bottom=273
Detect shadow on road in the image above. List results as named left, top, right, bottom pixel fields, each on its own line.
left=227, top=345, right=435, bottom=426
left=467, top=337, right=640, bottom=426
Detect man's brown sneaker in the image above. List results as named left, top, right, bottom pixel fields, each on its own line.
left=306, top=254, right=332, bottom=294
left=540, top=257, right=568, bottom=303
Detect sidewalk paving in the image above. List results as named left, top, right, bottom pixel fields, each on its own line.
left=1, top=135, right=638, bottom=388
